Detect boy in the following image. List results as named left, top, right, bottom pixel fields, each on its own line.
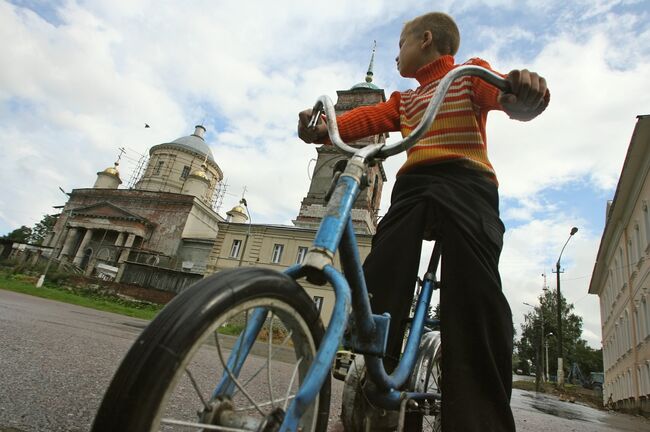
left=298, top=12, right=548, bottom=431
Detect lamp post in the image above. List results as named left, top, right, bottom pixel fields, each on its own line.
left=554, top=226, right=578, bottom=386
left=546, top=332, right=553, bottom=382
left=524, top=302, right=544, bottom=383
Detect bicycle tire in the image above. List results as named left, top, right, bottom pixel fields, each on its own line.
left=340, top=356, right=398, bottom=431
left=406, top=330, right=442, bottom=432
left=92, top=267, right=331, bottom=432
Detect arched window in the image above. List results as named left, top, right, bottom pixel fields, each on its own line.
left=620, top=247, right=625, bottom=286
left=634, top=308, right=641, bottom=346
left=643, top=202, right=650, bottom=247
left=645, top=297, right=650, bottom=337
left=624, top=311, right=632, bottom=352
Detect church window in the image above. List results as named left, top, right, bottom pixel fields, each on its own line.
left=230, top=239, right=242, bottom=258
left=181, top=166, right=191, bottom=178
left=154, top=160, right=164, bottom=175
left=271, top=244, right=284, bottom=263
left=296, top=246, right=308, bottom=264
left=313, top=296, right=324, bottom=313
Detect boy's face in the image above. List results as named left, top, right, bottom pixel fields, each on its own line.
left=396, top=27, right=425, bottom=78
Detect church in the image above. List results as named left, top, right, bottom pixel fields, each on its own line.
left=45, top=55, right=389, bottom=321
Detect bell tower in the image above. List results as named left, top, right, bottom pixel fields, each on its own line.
left=294, top=43, right=387, bottom=235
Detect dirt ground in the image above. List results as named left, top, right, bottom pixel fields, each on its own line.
left=513, top=380, right=603, bottom=410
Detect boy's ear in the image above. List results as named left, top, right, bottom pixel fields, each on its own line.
left=420, top=30, right=433, bottom=49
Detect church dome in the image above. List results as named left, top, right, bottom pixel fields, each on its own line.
left=190, top=168, right=209, bottom=180
left=101, top=165, right=120, bottom=176
left=226, top=202, right=248, bottom=223
left=350, top=81, right=380, bottom=90
left=166, top=125, right=215, bottom=161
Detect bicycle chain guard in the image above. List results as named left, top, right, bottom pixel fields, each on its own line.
left=342, top=313, right=391, bottom=356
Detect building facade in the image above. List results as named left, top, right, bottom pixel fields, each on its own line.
left=589, top=115, right=650, bottom=413
left=46, top=126, right=225, bottom=289
left=205, top=221, right=373, bottom=324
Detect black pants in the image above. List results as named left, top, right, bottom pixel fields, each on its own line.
left=363, top=163, right=515, bottom=432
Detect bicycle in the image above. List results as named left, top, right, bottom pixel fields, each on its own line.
left=91, top=65, right=509, bottom=432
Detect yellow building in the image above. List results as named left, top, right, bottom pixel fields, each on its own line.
left=206, top=221, right=374, bottom=324
left=589, top=115, right=650, bottom=413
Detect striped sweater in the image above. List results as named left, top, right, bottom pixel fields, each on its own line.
left=333, top=55, right=505, bottom=181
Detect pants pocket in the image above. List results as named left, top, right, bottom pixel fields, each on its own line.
left=482, top=216, right=505, bottom=255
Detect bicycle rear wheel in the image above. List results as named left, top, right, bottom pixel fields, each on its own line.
left=92, top=267, right=330, bottom=432
left=406, top=330, right=442, bottom=431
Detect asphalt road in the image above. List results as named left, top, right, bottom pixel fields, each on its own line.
left=1, top=289, right=649, bottom=431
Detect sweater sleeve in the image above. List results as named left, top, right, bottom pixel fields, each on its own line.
left=317, top=91, right=401, bottom=144
left=466, top=57, right=551, bottom=119
left=466, top=57, right=506, bottom=112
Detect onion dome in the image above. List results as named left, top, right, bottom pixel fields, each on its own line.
left=101, top=162, right=120, bottom=177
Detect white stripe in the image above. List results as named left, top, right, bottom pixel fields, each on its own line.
left=403, top=92, right=474, bottom=117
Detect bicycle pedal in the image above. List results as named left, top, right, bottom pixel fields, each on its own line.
left=332, top=350, right=356, bottom=381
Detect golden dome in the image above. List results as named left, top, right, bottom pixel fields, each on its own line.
left=231, top=205, right=246, bottom=214
left=190, top=169, right=208, bottom=179
left=101, top=163, right=120, bottom=177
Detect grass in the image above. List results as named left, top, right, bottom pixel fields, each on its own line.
left=1, top=268, right=294, bottom=343
left=0, top=273, right=163, bottom=320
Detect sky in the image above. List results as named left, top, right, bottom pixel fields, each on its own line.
left=1, top=0, right=649, bottom=350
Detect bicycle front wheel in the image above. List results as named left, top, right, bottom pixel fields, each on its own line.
left=92, top=267, right=331, bottom=432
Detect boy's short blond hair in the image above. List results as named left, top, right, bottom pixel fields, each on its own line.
left=404, top=12, right=460, bottom=56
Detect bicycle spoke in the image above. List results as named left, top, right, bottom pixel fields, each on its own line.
left=283, top=357, right=303, bottom=411
left=234, top=394, right=296, bottom=412
left=184, top=367, right=211, bottom=411
left=160, top=417, right=246, bottom=431
left=267, top=313, right=275, bottom=409
left=214, top=330, right=265, bottom=416
left=234, top=330, right=293, bottom=394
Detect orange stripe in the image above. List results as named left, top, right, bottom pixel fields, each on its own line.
left=403, top=93, right=474, bottom=118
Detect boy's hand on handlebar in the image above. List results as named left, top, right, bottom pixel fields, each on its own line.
left=498, top=69, right=549, bottom=121
left=298, top=109, right=328, bottom=143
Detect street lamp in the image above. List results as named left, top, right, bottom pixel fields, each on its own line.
left=554, top=226, right=578, bottom=386
left=524, top=302, right=545, bottom=383
left=546, top=332, right=554, bottom=382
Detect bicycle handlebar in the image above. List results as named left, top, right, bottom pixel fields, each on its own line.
left=308, top=65, right=510, bottom=159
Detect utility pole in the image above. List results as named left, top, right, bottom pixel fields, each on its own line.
left=554, top=227, right=578, bottom=387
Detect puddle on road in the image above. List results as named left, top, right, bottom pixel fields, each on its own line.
left=121, top=321, right=147, bottom=330
left=519, top=390, right=600, bottom=423
left=530, top=401, right=586, bottom=421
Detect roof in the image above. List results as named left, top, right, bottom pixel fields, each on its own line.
left=153, top=125, right=215, bottom=162
left=169, top=135, right=214, bottom=161
left=588, top=115, right=650, bottom=294
left=350, top=81, right=380, bottom=90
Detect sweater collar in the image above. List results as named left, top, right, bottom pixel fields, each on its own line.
left=414, top=55, right=455, bottom=85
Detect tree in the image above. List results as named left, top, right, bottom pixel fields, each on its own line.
left=2, top=226, right=33, bottom=243
left=573, top=339, right=603, bottom=374
left=515, top=288, right=585, bottom=379
left=29, top=214, right=58, bottom=245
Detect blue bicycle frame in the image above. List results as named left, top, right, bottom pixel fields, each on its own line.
left=215, top=65, right=510, bottom=431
